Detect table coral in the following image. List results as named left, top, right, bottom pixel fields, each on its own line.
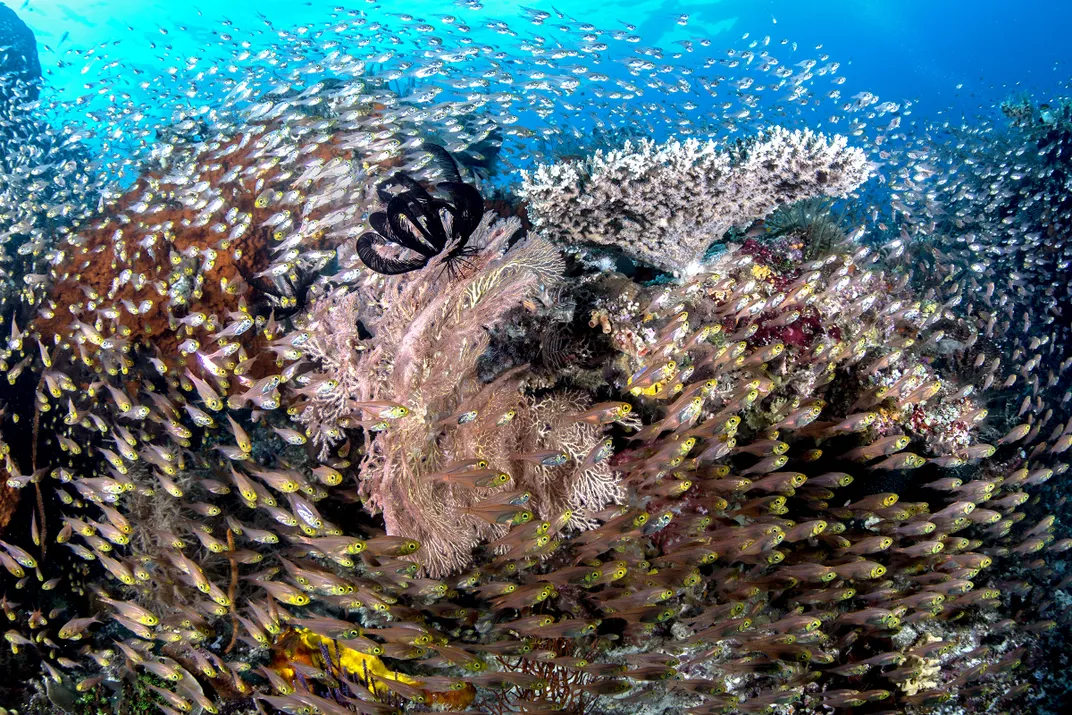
left=520, top=127, right=872, bottom=272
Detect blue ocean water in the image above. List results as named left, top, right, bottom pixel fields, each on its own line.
left=16, top=0, right=1072, bottom=124
left=7, top=0, right=1068, bottom=200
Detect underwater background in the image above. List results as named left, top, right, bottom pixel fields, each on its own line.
left=21, top=0, right=1072, bottom=118
left=3, top=0, right=1072, bottom=713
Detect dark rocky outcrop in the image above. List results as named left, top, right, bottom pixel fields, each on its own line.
left=0, top=1, right=40, bottom=102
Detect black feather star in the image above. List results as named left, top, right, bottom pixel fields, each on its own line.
left=357, top=169, right=486, bottom=277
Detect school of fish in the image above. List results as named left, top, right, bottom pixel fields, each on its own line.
left=0, top=3, right=1070, bottom=714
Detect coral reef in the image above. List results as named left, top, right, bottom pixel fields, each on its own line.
left=520, top=128, right=872, bottom=272
left=0, top=478, right=15, bottom=534
left=6, top=199, right=1062, bottom=714
left=1, top=9, right=1070, bottom=715
left=298, top=205, right=622, bottom=576
left=33, top=114, right=367, bottom=371
left=764, top=197, right=849, bottom=260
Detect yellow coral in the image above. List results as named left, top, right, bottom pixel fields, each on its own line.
left=751, top=263, right=773, bottom=281
left=272, top=628, right=421, bottom=696
left=899, top=635, right=943, bottom=696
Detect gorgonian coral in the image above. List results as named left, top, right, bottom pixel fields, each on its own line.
left=298, top=204, right=623, bottom=576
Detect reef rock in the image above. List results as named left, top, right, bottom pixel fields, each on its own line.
left=0, top=2, right=41, bottom=102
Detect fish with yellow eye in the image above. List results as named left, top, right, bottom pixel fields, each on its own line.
left=899, top=378, right=942, bottom=406
left=848, top=492, right=900, bottom=511
left=662, top=396, right=704, bottom=431
left=535, top=618, right=601, bottom=639
left=841, top=535, right=895, bottom=555
left=740, top=454, right=789, bottom=476
left=287, top=493, right=324, bottom=530
left=895, top=540, right=945, bottom=557
left=311, top=465, right=344, bottom=486
left=825, top=411, right=877, bottom=435
left=512, top=449, right=571, bottom=467
left=492, top=582, right=555, bottom=610
left=363, top=535, right=422, bottom=558
left=0, top=540, right=37, bottom=569
left=741, top=341, right=785, bottom=367
left=849, top=385, right=890, bottom=412
left=350, top=400, right=410, bottom=419
left=254, top=189, right=279, bottom=209
left=571, top=401, right=633, bottom=425
left=867, top=452, right=927, bottom=471
left=579, top=437, right=616, bottom=470
left=642, top=477, right=693, bottom=498
left=460, top=500, right=534, bottom=526
left=775, top=403, right=824, bottom=431
left=641, top=510, right=674, bottom=535
left=628, top=359, right=677, bottom=393
left=748, top=471, right=807, bottom=494
left=433, top=468, right=512, bottom=489
left=842, top=434, right=911, bottom=461
left=259, top=581, right=311, bottom=606
left=94, top=550, right=137, bottom=586
left=250, top=468, right=304, bottom=494
left=57, top=616, right=100, bottom=641
left=543, top=563, right=610, bottom=588
left=836, top=608, right=901, bottom=629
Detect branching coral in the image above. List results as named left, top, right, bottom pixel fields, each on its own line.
left=487, top=638, right=603, bottom=714
left=519, top=127, right=872, bottom=272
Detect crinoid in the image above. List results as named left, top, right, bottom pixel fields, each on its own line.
left=765, top=196, right=847, bottom=259
left=357, top=153, right=486, bottom=278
